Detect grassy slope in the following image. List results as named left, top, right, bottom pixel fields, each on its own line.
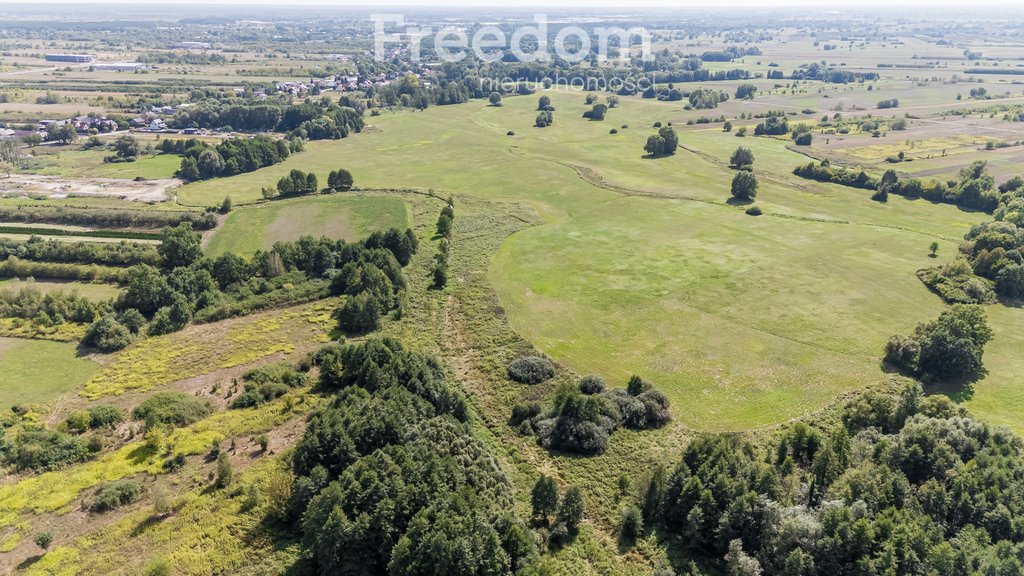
left=204, top=193, right=411, bottom=257
left=178, top=90, right=1006, bottom=431
left=0, top=337, right=99, bottom=407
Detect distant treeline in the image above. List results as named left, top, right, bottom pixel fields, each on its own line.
left=0, top=226, right=160, bottom=241
left=136, top=52, right=227, bottom=65
left=170, top=98, right=364, bottom=140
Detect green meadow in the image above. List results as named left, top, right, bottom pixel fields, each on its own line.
left=0, top=337, right=100, bottom=408
left=204, top=193, right=411, bottom=257
left=172, top=90, right=1024, bottom=431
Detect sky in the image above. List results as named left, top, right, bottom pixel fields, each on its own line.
left=6, top=0, right=1024, bottom=7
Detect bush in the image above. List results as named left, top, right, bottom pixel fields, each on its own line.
left=511, top=401, right=542, bottom=425
left=8, top=427, right=90, bottom=471
left=83, top=315, right=133, bottom=353
left=92, top=479, right=143, bottom=512
left=620, top=505, right=644, bottom=541
left=508, top=356, right=555, bottom=384
left=745, top=206, right=763, bottom=216
left=579, top=375, right=605, bottom=394
left=34, top=532, right=53, bottom=550
left=131, top=392, right=213, bottom=429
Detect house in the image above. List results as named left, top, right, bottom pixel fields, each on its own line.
left=148, top=119, right=168, bottom=131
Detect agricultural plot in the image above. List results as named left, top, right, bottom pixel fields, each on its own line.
left=205, top=194, right=411, bottom=257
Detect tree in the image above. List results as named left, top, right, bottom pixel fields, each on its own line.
left=736, top=83, right=757, bottom=100
left=929, top=242, right=939, bottom=257
left=489, top=92, right=503, bottom=106
left=152, top=484, right=173, bottom=517
left=122, top=264, right=173, bottom=317
left=196, top=149, right=225, bottom=179
left=627, top=375, right=645, bottom=396
left=731, top=171, right=758, bottom=201
left=730, top=146, right=755, bottom=169
left=157, top=222, right=202, bottom=269
left=24, top=133, right=43, bottom=147
left=45, top=123, right=77, bottom=145
left=725, top=539, right=763, bottom=576
left=531, top=475, right=559, bottom=521
left=327, top=168, right=354, bottom=191
left=535, top=111, right=553, bottom=127
left=645, top=127, right=678, bottom=156
left=113, top=135, right=140, bottom=159
left=723, top=120, right=733, bottom=132
left=177, top=157, right=200, bottom=181
left=215, top=452, right=233, bottom=488
left=537, top=95, right=551, bottom=110
left=557, top=486, right=585, bottom=533
left=219, top=196, right=232, bottom=214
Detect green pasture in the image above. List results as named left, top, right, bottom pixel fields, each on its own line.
left=178, top=89, right=1004, bottom=430
left=18, top=149, right=179, bottom=180
left=0, top=278, right=121, bottom=300
left=204, top=194, right=411, bottom=257
left=0, top=337, right=99, bottom=408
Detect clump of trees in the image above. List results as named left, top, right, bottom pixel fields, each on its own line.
left=326, top=168, right=354, bottom=192
left=644, top=126, right=679, bottom=156
left=754, top=113, right=789, bottom=136
left=885, top=304, right=993, bottom=382
left=516, top=375, right=671, bottom=455
left=275, top=169, right=319, bottom=197
left=283, top=339, right=534, bottom=574
left=794, top=159, right=1002, bottom=213
left=583, top=103, right=608, bottom=120
left=535, top=110, right=554, bottom=128
left=631, top=382, right=1024, bottom=575
left=877, top=98, right=900, bottom=109
left=169, top=135, right=291, bottom=182
left=229, top=362, right=309, bottom=409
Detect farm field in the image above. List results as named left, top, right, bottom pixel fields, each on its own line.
left=204, top=193, right=412, bottom=257
left=0, top=337, right=99, bottom=408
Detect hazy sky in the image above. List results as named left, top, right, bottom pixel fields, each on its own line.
left=7, top=0, right=1024, bottom=7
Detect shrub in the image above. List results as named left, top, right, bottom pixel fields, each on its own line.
left=579, top=375, right=605, bottom=394
left=92, top=479, right=143, bottom=512
left=511, top=401, right=542, bottom=425
left=34, top=532, right=53, bottom=550
left=131, top=392, right=213, bottom=428
left=508, top=356, right=555, bottom=384
left=8, top=428, right=90, bottom=471
left=620, top=505, right=644, bottom=541
left=83, top=315, right=133, bottom=353
left=746, top=206, right=763, bottom=216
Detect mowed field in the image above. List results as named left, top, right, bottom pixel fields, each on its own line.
left=0, top=337, right=100, bottom=408
left=177, top=88, right=1022, bottom=432
left=204, top=194, right=411, bottom=257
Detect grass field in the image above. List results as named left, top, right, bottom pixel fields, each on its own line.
left=205, top=194, right=412, bottom=257
left=0, top=338, right=99, bottom=408
left=18, top=149, right=180, bottom=180
left=0, top=278, right=121, bottom=300
left=178, top=89, right=1003, bottom=430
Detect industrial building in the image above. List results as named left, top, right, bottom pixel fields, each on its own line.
left=44, top=53, right=97, bottom=63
